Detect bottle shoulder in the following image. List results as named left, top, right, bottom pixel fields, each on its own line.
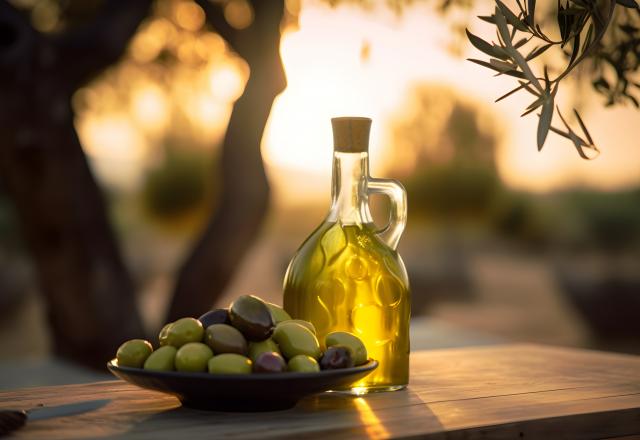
left=285, top=221, right=409, bottom=285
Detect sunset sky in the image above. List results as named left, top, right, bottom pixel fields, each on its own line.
left=76, top=0, right=640, bottom=204
left=263, top=1, right=640, bottom=203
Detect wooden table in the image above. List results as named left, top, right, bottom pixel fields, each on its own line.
left=3, top=344, right=640, bottom=439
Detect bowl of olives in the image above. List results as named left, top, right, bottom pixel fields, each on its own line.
left=107, top=295, right=377, bottom=411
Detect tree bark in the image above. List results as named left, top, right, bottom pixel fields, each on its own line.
left=168, top=0, right=287, bottom=320
left=0, top=0, right=150, bottom=368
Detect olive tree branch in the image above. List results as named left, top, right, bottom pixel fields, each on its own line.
left=466, top=0, right=633, bottom=159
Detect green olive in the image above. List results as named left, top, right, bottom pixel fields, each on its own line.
left=288, top=355, right=320, bottom=373
left=208, top=354, right=252, bottom=374
left=143, top=346, right=177, bottom=371
left=266, top=303, right=292, bottom=324
left=272, top=322, right=321, bottom=360
left=175, top=342, right=213, bottom=372
left=166, top=317, right=204, bottom=348
left=325, top=331, right=368, bottom=365
left=248, top=338, right=280, bottom=362
left=229, top=295, right=275, bottom=341
left=158, top=323, right=172, bottom=347
left=116, top=339, right=153, bottom=368
left=204, top=324, right=248, bottom=355
left=286, top=319, right=316, bottom=335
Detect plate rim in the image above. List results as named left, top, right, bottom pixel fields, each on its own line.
left=107, top=358, right=378, bottom=381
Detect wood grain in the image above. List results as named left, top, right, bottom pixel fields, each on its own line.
left=2, top=344, right=640, bottom=439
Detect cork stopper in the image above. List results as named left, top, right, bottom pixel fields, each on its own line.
left=331, top=117, right=371, bottom=153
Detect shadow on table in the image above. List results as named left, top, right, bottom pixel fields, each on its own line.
left=115, top=388, right=443, bottom=439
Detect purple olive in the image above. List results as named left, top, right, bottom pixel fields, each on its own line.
left=253, top=352, right=286, bottom=373
left=198, top=309, right=230, bottom=328
left=320, top=346, right=354, bottom=370
left=229, top=295, right=275, bottom=341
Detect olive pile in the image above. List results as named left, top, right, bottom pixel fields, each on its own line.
left=115, top=294, right=369, bottom=375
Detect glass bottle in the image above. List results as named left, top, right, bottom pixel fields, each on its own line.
left=283, top=117, right=410, bottom=393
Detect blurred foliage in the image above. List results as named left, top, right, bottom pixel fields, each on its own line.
left=141, top=144, right=216, bottom=221
left=8, top=0, right=105, bottom=33
left=406, top=164, right=501, bottom=221
left=389, top=85, right=503, bottom=222
left=488, top=188, right=640, bottom=252
left=12, top=0, right=639, bottom=160
left=391, top=83, right=640, bottom=253
left=323, top=0, right=638, bottom=158
left=551, top=188, right=640, bottom=252
left=489, top=191, right=549, bottom=246
left=592, top=6, right=640, bottom=107
left=66, top=0, right=245, bottom=208
left=5, top=0, right=640, bottom=251
left=3, top=0, right=242, bottom=250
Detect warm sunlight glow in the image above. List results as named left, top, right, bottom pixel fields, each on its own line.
left=79, top=115, right=147, bottom=162
left=263, top=1, right=640, bottom=205
left=77, top=114, right=148, bottom=189
left=131, top=85, right=170, bottom=135
left=351, top=386, right=369, bottom=396
left=189, top=94, right=230, bottom=134
left=76, top=4, right=249, bottom=191
left=209, top=62, right=247, bottom=101
left=263, top=2, right=453, bottom=202
left=173, top=0, right=205, bottom=32
left=224, top=0, right=254, bottom=30
left=78, top=0, right=640, bottom=198
left=130, top=18, right=175, bottom=63
left=354, top=397, right=390, bottom=439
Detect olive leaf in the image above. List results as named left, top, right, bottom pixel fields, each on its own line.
left=465, top=29, right=509, bottom=59
left=616, top=0, right=639, bottom=8
left=465, top=0, right=623, bottom=158
left=496, top=0, right=529, bottom=32
left=537, top=97, right=554, bottom=150
left=551, top=107, right=600, bottom=159
left=525, top=43, right=552, bottom=61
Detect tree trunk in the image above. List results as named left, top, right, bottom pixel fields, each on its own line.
left=0, top=0, right=286, bottom=366
left=168, top=0, right=287, bottom=320
left=0, top=1, right=150, bottom=369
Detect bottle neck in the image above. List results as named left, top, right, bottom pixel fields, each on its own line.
left=327, top=151, right=373, bottom=225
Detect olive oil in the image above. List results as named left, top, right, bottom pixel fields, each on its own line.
left=284, top=222, right=410, bottom=391
left=283, top=117, right=410, bottom=392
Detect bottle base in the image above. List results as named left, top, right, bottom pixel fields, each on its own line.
left=329, top=384, right=407, bottom=395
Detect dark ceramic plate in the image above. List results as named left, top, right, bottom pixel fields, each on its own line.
left=107, top=359, right=377, bottom=411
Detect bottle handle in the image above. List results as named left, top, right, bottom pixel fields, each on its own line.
left=367, top=178, right=407, bottom=250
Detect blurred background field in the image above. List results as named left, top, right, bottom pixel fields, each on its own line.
left=0, top=0, right=638, bottom=388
